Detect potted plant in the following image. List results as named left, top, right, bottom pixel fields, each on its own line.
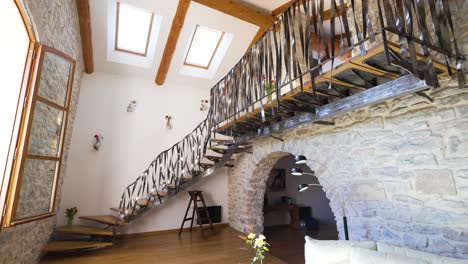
left=262, top=75, right=276, bottom=102
left=65, top=207, right=78, bottom=227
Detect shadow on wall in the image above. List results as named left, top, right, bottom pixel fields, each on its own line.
left=263, top=154, right=337, bottom=230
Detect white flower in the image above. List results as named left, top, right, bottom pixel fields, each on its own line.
left=248, top=233, right=256, bottom=240
left=258, top=235, right=266, bottom=240
left=254, top=238, right=265, bottom=248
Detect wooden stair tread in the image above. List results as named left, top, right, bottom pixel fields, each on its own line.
left=180, top=176, right=192, bottom=181
left=55, top=225, right=113, bottom=236
left=210, top=138, right=234, bottom=144
left=150, top=190, right=168, bottom=197
left=110, top=207, right=137, bottom=216
left=208, top=146, right=228, bottom=153
left=80, top=215, right=127, bottom=226
left=44, top=241, right=113, bottom=252
left=204, top=155, right=223, bottom=159
left=137, top=198, right=153, bottom=207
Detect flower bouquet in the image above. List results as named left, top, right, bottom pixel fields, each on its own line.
left=65, top=207, right=78, bottom=226
left=245, top=233, right=270, bottom=264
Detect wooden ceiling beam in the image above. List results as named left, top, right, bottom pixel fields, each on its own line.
left=155, top=0, right=191, bottom=86
left=271, top=0, right=305, bottom=16
left=76, top=0, right=94, bottom=74
left=192, top=0, right=276, bottom=28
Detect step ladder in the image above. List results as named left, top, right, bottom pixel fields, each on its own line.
left=178, top=190, right=215, bottom=237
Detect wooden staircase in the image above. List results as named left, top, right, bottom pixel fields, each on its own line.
left=44, top=136, right=251, bottom=253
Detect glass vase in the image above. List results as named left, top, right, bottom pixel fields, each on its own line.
left=66, top=217, right=73, bottom=227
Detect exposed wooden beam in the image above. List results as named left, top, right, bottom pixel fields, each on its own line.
left=76, top=0, right=94, bottom=74
left=248, top=25, right=269, bottom=50
left=190, top=0, right=277, bottom=57
left=271, top=0, right=304, bottom=16
left=320, top=5, right=347, bottom=21
left=193, top=0, right=276, bottom=28
left=272, top=1, right=348, bottom=18
left=155, top=0, right=191, bottom=86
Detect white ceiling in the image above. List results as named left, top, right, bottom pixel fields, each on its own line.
left=238, top=0, right=291, bottom=13
left=89, top=0, right=260, bottom=89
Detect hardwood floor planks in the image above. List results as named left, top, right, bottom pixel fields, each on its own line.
left=40, top=227, right=285, bottom=264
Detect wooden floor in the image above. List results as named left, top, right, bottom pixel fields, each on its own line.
left=264, top=224, right=339, bottom=264
left=40, top=226, right=285, bottom=264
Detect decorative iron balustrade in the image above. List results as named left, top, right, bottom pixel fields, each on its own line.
left=118, top=117, right=212, bottom=218
left=118, top=0, right=464, bottom=219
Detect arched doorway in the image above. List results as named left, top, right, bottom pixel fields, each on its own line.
left=262, top=154, right=338, bottom=263
left=229, top=149, right=346, bottom=235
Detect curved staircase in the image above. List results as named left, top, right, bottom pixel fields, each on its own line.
left=45, top=134, right=252, bottom=253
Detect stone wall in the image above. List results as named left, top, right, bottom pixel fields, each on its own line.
left=228, top=76, right=468, bottom=259
left=0, top=1, right=83, bottom=263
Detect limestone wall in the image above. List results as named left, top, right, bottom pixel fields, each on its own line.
left=0, top=1, right=83, bottom=263
left=228, top=76, right=468, bottom=259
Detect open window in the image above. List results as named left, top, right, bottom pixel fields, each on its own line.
left=0, top=1, right=76, bottom=229
left=184, top=25, right=224, bottom=69
left=1, top=44, right=76, bottom=228
left=0, top=0, right=35, bottom=230
left=115, top=2, right=154, bottom=56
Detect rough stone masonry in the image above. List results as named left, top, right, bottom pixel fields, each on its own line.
left=228, top=1, right=468, bottom=259
left=0, top=1, right=83, bottom=264
left=228, top=76, right=468, bottom=259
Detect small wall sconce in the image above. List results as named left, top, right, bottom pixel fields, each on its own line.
left=127, top=100, right=137, bottom=112
left=165, top=115, right=173, bottom=129
left=93, top=134, right=104, bottom=151
left=296, top=183, right=322, bottom=192
left=291, top=168, right=315, bottom=176
left=294, top=155, right=307, bottom=164
left=200, top=99, right=208, bottom=111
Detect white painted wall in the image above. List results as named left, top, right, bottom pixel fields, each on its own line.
left=59, top=72, right=229, bottom=233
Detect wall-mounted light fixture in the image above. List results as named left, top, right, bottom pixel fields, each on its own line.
left=291, top=168, right=315, bottom=176
left=127, top=100, right=137, bottom=112
left=295, top=154, right=350, bottom=240
left=294, top=155, right=307, bottom=164
left=297, top=183, right=322, bottom=192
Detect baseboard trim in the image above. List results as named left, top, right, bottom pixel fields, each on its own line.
left=117, top=223, right=229, bottom=239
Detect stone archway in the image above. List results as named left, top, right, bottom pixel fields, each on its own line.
left=228, top=142, right=345, bottom=236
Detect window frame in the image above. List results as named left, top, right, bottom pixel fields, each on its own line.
left=0, top=0, right=36, bottom=231
left=2, top=44, right=75, bottom=228
left=184, top=25, right=224, bottom=69
left=114, top=2, right=154, bottom=57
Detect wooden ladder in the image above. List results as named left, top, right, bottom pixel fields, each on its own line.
left=178, top=190, right=215, bottom=237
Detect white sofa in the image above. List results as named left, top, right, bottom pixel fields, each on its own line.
left=304, top=236, right=468, bottom=264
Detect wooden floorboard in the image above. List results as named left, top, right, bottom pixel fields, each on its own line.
left=40, top=227, right=285, bottom=264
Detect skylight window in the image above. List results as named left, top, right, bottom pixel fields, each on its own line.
left=185, top=25, right=224, bottom=69
left=115, top=2, right=154, bottom=56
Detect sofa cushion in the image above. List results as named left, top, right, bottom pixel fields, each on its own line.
left=377, top=242, right=468, bottom=264
left=350, top=248, right=429, bottom=264
left=304, top=236, right=377, bottom=264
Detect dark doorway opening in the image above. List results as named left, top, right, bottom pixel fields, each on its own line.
left=263, top=154, right=338, bottom=264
